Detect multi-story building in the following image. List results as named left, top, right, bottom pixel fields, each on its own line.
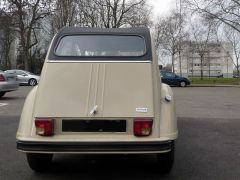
left=174, top=42, right=233, bottom=78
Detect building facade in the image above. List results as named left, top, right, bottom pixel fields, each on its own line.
left=174, top=42, right=233, bottom=78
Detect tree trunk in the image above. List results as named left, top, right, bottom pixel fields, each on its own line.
left=179, top=51, right=182, bottom=76
left=226, top=58, right=228, bottom=78
left=208, top=59, right=210, bottom=78
left=172, top=54, right=175, bottom=73
left=23, top=48, right=30, bottom=71
left=237, top=60, right=239, bottom=78
left=192, top=52, right=194, bottom=77
left=200, top=55, right=203, bottom=80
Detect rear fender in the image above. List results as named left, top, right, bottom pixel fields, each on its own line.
left=159, top=83, right=178, bottom=139
left=16, top=86, right=38, bottom=139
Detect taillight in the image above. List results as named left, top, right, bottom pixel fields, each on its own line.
left=134, top=119, right=153, bottom=136
left=35, top=118, right=54, bottom=136
left=0, top=74, right=6, bottom=82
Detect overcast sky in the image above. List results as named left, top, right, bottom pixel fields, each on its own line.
left=148, top=0, right=176, bottom=18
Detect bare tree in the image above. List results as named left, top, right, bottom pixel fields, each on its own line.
left=97, top=0, right=147, bottom=28
left=0, top=12, right=15, bottom=70
left=184, top=0, right=240, bottom=33
left=154, top=10, right=186, bottom=73
left=2, top=0, right=51, bottom=71
left=124, top=0, right=152, bottom=27
left=190, top=19, right=215, bottom=79
left=52, top=0, right=77, bottom=32
left=75, top=0, right=150, bottom=28
left=50, top=0, right=151, bottom=30
left=221, top=26, right=240, bottom=78
left=76, top=0, right=101, bottom=27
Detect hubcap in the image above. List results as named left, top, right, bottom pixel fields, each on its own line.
left=30, top=80, right=36, bottom=86
left=181, top=82, right=186, bottom=87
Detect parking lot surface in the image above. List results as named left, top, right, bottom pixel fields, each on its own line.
left=174, top=87, right=240, bottom=119
left=0, top=86, right=240, bottom=180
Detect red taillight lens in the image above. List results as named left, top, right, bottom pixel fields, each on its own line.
left=134, top=119, right=153, bottom=136
left=0, top=74, right=6, bottom=82
left=35, top=118, right=54, bottom=136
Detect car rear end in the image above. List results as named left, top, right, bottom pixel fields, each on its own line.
left=0, top=71, right=19, bottom=96
left=16, top=27, right=177, bottom=173
left=18, top=62, right=171, bottom=153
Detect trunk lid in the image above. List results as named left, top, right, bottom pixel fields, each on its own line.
left=34, top=62, right=154, bottom=118
left=2, top=71, right=17, bottom=82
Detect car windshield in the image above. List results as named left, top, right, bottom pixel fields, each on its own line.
left=55, top=35, right=146, bottom=57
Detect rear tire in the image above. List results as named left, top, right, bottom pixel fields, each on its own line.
left=26, top=153, right=53, bottom=172
left=0, top=92, right=6, bottom=98
left=156, top=141, right=175, bottom=174
left=180, top=81, right=186, bottom=87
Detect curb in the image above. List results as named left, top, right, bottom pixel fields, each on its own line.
left=190, top=84, right=240, bottom=87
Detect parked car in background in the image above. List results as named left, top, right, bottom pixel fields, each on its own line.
left=0, top=70, right=19, bottom=98
left=16, top=27, right=178, bottom=174
left=233, top=74, right=239, bottom=78
left=5, top=70, right=40, bottom=86
left=160, top=71, right=191, bottom=87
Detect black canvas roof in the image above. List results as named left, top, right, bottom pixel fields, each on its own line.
left=58, top=27, right=151, bottom=36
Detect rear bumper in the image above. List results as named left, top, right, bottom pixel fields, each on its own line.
left=0, top=82, right=19, bottom=92
left=16, top=140, right=173, bottom=154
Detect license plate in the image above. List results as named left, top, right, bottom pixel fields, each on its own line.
left=62, top=120, right=126, bottom=132
left=7, top=77, right=15, bottom=81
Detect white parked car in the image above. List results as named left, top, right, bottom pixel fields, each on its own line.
left=5, top=70, right=40, bottom=86
left=16, top=27, right=178, bottom=173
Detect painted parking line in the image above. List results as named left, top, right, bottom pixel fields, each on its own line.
left=0, top=103, right=8, bottom=107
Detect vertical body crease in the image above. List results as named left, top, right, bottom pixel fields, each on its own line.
left=86, top=64, right=93, bottom=115
left=94, top=64, right=100, bottom=106
left=101, top=64, right=106, bottom=116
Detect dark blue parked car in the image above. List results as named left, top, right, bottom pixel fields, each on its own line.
left=160, top=71, right=191, bottom=87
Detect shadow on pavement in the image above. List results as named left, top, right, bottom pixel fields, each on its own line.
left=32, top=154, right=171, bottom=180
left=0, top=96, right=22, bottom=101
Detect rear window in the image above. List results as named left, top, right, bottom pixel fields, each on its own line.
left=55, top=35, right=146, bottom=57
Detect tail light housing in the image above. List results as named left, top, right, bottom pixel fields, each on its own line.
left=134, top=118, right=153, bottom=136
left=35, top=118, right=54, bottom=136
left=0, top=74, right=6, bottom=82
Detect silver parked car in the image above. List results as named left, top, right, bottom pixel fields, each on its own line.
left=0, top=70, right=19, bottom=98
left=5, top=70, right=40, bottom=86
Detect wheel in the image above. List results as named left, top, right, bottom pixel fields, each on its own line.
left=180, top=81, right=186, bottom=87
left=156, top=141, right=175, bottom=174
left=28, top=79, right=37, bottom=86
left=26, top=153, right=53, bottom=172
left=0, top=92, right=6, bottom=98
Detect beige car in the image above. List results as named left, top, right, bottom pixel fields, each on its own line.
left=16, top=27, right=178, bottom=173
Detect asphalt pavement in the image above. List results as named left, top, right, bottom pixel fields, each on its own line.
left=0, top=86, right=240, bottom=180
